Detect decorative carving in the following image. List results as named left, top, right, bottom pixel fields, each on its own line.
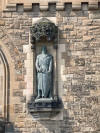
left=28, top=19, right=62, bottom=118
left=27, top=96, right=62, bottom=119
left=30, top=18, right=58, bottom=44
left=28, top=97, right=62, bottom=110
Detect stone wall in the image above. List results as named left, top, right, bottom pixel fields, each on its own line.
left=0, top=1, right=100, bottom=133
left=2, top=0, right=100, bottom=11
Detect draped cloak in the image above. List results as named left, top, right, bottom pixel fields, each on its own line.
left=36, top=53, right=53, bottom=98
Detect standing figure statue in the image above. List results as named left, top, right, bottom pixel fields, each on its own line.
left=36, top=45, right=53, bottom=99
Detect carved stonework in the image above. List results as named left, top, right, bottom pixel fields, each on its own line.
left=30, top=18, right=58, bottom=44
left=27, top=18, right=62, bottom=119
left=27, top=96, right=62, bottom=119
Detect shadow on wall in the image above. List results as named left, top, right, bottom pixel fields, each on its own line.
left=37, top=109, right=74, bottom=133
left=0, top=120, right=21, bottom=133
left=3, top=111, right=74, bottom=133
left=5, top=122, right=22, bottom=133
left=0, top=118, right=5, bottom=133
left=27, top=95, right=74, bottom=133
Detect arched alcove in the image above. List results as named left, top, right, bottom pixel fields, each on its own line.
left=0, top=48, right=9, bottom=121
left=30, top=18, right=58, bottom=99
left=27, top=17, right=63, bottom=120
left=0, top=29, right=18, bottom=123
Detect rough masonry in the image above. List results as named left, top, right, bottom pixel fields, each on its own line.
left=0, top=0, right=100, bottom=133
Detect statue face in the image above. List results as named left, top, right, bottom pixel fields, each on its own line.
left=41, top=46, right=47, bottom=54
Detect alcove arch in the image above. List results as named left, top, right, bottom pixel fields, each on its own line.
left=0, top=28, right=19, bottom=123
left=0, top=48, right=9, bottom=121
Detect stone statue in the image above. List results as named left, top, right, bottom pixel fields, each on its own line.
left=36, top=46, right=53, bottom=99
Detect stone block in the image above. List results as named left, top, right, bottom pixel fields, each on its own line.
left=89, top=13, right=100, bottom=19
left=13, top=90, right=23, bottom=97
left=64, top=25, right=74, bottom=30
left=16, top=74, right=24, bottom=81
left=59, top=33, right=67, bottom=39
left=83, top=36, right=94, bottom=42
left=89, top=1, right=98, bottom=10
left=72, top=3, right=81, bottom=10
left=18, top=82, right=26, bottom=89
left=14, top=104, right=23, bottom=113
left=83, top=20, right=93, bottom=26
left=0, top=30, right=5, bottom=39
left=92, top=19, right=100, bottom=26
left=0, top=20, right=5, bottom=26
left=24, top=4, right=32, bottom=11
left=56, top=2, right=64, bottom=11
left=70, top=31, right=77, bottom=36
left=40, top=2, right=48, bottom=11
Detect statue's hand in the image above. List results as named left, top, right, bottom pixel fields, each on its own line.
left=37, top=68, right=42, bottom=72
left=41, top=67, right=47, bottom=73
left=46, top=70, right=51, bottom=73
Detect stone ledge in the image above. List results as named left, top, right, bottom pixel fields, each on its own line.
left=56, top=2, right=64, bottom=11
left=27, top=98, right=62, bottom=120
left=28, top=98, right=62, bottom=109
left=88, top=2, right=98, bottom=9
left=4, top=3, right=16, bottom=12
left=2, top=0, right=100, bottom=12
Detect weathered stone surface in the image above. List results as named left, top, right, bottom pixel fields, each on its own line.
left=0, top=1, right=100, bottom=133
left=75, top=58, right=85, bottom=66
left=14, top=104, right=23, bottom=113
left=64, top=25, right=74, bottom=31
left=1, top=0, right=99, bottom=11
left=0, top=20, right=5, bottom=26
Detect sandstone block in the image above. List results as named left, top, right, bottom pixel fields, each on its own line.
left=83, top=36, right=94, bottom=42
left=59, top=33, right=67, bottom=39
left=0, top=20, right=5, bottom=26
left=64, top=25, right=74, bottom=30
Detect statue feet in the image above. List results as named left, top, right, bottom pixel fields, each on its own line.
left=36, top=96, right=41, bottom=99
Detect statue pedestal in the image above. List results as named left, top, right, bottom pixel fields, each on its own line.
left=35, top=98, right=53, bottom=102
left=27, top=97, right=62, bottom=120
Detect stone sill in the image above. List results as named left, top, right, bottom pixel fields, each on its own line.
left=29, top=108, right=61, bottom=112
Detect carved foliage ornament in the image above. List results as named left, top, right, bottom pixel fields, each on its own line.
left=30, top=18, right=58, bottom=44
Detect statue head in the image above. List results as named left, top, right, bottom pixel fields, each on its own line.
left=41, top=46, right=47, bottom=54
